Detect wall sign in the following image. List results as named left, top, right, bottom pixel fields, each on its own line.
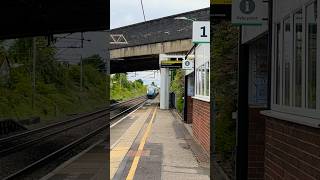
left=232, top=0, right=267, bottom=25
left=192, top=21, right=210, bottom=44
left=160, top=60, right=182, bottom=68
left=182, top=60, right=194, bottom=70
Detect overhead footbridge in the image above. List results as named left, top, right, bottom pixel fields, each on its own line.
left=108, top=8, right=210, bottom=74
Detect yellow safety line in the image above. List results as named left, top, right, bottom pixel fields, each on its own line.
left=125, top=106, right=157, bottom=180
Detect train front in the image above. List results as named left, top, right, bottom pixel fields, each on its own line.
left=147, top=87, right=156, bottom=99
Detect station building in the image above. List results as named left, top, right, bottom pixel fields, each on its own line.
left=240, top=0, right=320, bottom=179
left=184, top=42, right=210, bottom=155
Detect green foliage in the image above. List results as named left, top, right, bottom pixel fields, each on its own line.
left=136, top=79, right=143, bottom=85
left=110, top=73, right=146, bottom=101
left=0, top=38, right=107, bottom=121
left=82, top=54, right=105, bottom=72
left=212, top=21, right=238, bottom=160
left=170, top=69, right=184, bottom=112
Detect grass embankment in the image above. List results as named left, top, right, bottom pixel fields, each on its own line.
left=0, top=64, right=107, bottom=122
left=0, top=38, right=107, bottom=122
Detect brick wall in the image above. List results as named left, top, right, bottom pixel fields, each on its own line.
left=248, top=108, right=266, bottom=180
left=186, top=96, right=193, bottom=124
left=264, top=117, right=320, bottom=179
left=192, top=99, right=210, bottom=154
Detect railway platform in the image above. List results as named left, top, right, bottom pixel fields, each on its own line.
left=40, top=140, right=108, bottom=180
left=111, top=98, right=210, bottom=180
left=39, top=97, right=209, bottom=180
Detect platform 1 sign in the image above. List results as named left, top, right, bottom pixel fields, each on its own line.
left=232, top=0, right=267, bottom=25
left=192, top=21, right=210, bottom=44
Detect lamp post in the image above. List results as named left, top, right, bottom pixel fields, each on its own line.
left=32, top=37, right=36, bottom=110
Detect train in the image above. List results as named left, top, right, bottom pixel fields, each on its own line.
left=147, top=86, right=159, bottom=99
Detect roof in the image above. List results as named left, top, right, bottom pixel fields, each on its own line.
left=108, top=8, right=210, bottom=50
left=0, top=0, right=108, bottom=40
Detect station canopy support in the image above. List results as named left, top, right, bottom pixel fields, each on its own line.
left=159, top=54, right=185, bottom=110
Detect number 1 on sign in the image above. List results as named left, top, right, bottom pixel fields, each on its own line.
left=201, top=26, right=207, bottom=37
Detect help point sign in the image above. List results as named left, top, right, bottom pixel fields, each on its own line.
left=232, top=0, right=267, bottom=25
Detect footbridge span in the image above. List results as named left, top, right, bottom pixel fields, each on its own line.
left=108, top=8, right=209, bottom=74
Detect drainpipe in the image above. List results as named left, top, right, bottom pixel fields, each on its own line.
left=236, top=26, right=249, bottom=180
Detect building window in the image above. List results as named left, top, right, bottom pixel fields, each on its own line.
left=275, top=23, right=281, bottom=105
left=205, top=61, right=210, bottom=96
left=306, top=2, right=317, bottom=109
left=272, top=1, right=320, bottom=119
left=195, top=44, right=210, bottom=101
left=282, top=17, right=291, bottom=106
left=294, top=10, right=303, bottom=107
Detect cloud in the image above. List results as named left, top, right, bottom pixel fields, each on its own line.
left=111, top=0, right=209, bottom=28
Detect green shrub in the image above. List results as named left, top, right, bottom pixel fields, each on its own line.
left=212, top=21, right=238, bottom=160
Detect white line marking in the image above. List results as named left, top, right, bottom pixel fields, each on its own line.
left=110, top=103, right=144, bottom=128
left=110, top=103, right=145, bottom=149
left=110, top=136, right=122, bottom=149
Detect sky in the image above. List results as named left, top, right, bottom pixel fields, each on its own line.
left=54, top=31, right=107, bottom=64
left=111, top=0, right=209, bottom=29
left=127, top=70, right=161, bottom=87
left=111, top=0, right=209, bottom=86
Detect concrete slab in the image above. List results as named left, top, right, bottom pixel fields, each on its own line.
left=41, top=141, right=108, bottom=180
left=110, top=104, right=153, bottom=179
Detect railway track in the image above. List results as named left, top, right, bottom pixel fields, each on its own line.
left=0, top=96, right=147, bottom=180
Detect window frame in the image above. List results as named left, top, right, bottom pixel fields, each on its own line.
left=293, top=9, right=304, bottom=108
left=194, top=43, right=210, bottom=102
left=271, top=0, right=320, bottom=120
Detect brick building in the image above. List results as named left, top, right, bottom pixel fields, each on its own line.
left=185, top=42, right=210, bottom=155
left=239, top=0, right=320, bottom=179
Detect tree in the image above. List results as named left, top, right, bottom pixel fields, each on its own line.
left=170, top=69, right=184, bottom=112
left=136, top=79, right=143, bottom=85
left=82, top=54, right=105, bottom=72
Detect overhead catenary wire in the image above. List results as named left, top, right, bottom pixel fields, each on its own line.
left=140, top=0, right=146, bottom=21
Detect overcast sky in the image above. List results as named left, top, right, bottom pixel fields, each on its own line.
left=111, top=0, right=209, bottom=29
left=111, top=0, right=209, bottom=86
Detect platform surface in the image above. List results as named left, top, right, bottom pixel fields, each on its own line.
left=41, top=140, right=108, bottom=180
left=111, top=98, right=210, bottom=180
left=41, top=97, right=210, bottom=180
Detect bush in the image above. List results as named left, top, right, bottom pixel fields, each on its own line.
left=170, top=69, right=184, bottom=113
left=212, top=21, right=238, bottom=160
